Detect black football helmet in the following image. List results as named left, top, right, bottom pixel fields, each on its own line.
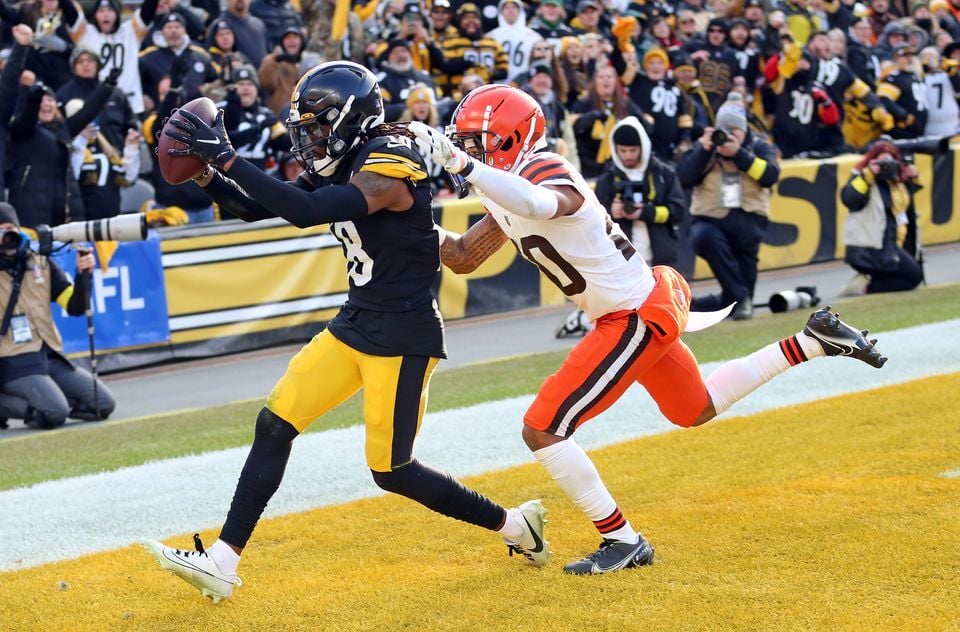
left=286, top=61, right=385, bottom=177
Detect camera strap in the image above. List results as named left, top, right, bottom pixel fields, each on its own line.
left=1, top=259, right=28, bottom=337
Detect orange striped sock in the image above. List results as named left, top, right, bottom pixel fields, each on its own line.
left=778, top=335, right=809, bottom=366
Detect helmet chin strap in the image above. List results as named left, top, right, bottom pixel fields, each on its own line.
left=314, top=155, right=342, bottom=177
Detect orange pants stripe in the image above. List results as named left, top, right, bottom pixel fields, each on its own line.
left=525, top=310, right=709, bottom=435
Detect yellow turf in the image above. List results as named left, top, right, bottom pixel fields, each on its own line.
left=2, top=374, right=959, bottom=631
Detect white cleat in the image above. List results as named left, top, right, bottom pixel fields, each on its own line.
left=142, top=534, right=241, bottom=604
left=504, top=499, right=550, bottom=567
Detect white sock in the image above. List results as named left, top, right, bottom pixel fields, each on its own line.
left=795, top=330, right=825, bottom=360
left=207, top=539, right=241, bottom=576
left=706, top=332, right=824, bottom=415
left=497, top=508, right=525, bottom=543
left=533, top=440, right=638, bottom=544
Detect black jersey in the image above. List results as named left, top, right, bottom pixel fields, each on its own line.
left=878, top=70, right=928, bottom=139
left=323, top=134, right=446, bottom=358
left=730, top=46, right=763, bottom=91
left=628, top=75, right=689, bottom=161
left=771, top=76, right=821, bottom=158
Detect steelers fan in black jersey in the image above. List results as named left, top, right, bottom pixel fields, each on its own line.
left=141, top=62, right=549, bottom=604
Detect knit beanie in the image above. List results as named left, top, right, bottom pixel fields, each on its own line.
left=612, top=125, right=641, bottom=146
left=0, top=202, right=19, bottom=227
left=715, top=92, right=747, bottom=132
left=642, top=47, right=670, bottom=68
left=406, top=84, right=436, bottom=108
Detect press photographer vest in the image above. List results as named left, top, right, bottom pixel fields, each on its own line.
left=0, top=253, right=64, bottom=358
left=689, top=158, right=771, bottom=219
left=843, top=179, right=908, bottom=250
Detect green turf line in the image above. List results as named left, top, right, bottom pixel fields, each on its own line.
left=0, top=284, right=956, bottom=491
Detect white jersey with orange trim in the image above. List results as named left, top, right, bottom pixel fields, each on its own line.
left=69, top=14, right=149, bottom=114
left=480, top=151, right=655, bottom=322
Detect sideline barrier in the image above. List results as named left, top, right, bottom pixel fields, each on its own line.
left=61, top=150, right=959, bottom=372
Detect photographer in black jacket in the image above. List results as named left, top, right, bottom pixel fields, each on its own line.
left=0, top=203, right=115, bottom=430
left=595, top=116, right=686, bottom=267
left=839, top=139, right=923, bottom=295
left=676, top=92, right=780, bottom=320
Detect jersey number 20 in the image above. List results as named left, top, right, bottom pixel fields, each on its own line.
left=518, top=220, right=637, bottom=297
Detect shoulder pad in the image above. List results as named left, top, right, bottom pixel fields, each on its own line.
left=517, top=152, right=575, bottom=186
left=352, top=135, right=428, bottom=181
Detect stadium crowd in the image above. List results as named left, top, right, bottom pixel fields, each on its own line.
left=0, top=0, right=948, bottom=428
left=0, top=0, right=955, bottom=221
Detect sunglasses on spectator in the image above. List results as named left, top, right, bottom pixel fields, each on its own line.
left=708, top=28, right=725, bottom=33
left=680, top=18, right=694, bottom=24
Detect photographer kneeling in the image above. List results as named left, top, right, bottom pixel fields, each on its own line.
left=677, top=92, right=780, bottom=320
left=595, top=116, right=685, bottom=267
left=839, top=140, right=923, bottom=296
left=0, top=203, right=115, bottom=430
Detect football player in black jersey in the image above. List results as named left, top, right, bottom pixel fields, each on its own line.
left=878, top=44, right=929, bottom=139
left=142, top=62, right=549, bottom=604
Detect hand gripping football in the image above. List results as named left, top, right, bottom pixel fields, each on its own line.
left=158, top=96, right=218, bottom=185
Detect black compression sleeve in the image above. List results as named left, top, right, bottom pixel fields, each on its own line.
left=225, top=158, right=370, bottom=227
left=205, top=172, right=276, bottom=222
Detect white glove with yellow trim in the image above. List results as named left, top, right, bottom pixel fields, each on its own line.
left=409, top=121, right=471, bottom=174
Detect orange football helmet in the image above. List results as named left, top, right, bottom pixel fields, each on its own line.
left=447, top=84, right=547, bottom=173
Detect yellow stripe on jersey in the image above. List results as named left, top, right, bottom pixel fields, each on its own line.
left=367, top=152, right=422, bottom=169
left=847, top=77, right=871, bottom=100
left=877, top=82, right=901, bottom=101
left=360, top=161, right=427, bottom=181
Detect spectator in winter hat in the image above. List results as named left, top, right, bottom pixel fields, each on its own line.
left=677, top=91, right=780, bottom=320
left=61, top=0, right=160, bottom=115
left=259, top=26, right=304, bottom=116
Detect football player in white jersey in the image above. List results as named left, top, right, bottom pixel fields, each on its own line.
left=63, top=0, right=159, bottom=114
left=488, top=0, right=544, bottom=82
left=919, top=46, right=960, bottom=138
left=411, top=85, right=889, bottom=575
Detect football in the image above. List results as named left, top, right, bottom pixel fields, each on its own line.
left=157, top=96, right=218, bottom=185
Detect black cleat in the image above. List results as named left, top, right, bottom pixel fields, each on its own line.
left=562, top=536, right=655, bottom=575
left=803, top=306, right=887, bottom=368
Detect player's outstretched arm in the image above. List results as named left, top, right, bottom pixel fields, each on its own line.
left=171, top=109, right=411, bottom=226
left=439, top=214, right=510, bottom=274
left=221, top=159, right=410, bottom=227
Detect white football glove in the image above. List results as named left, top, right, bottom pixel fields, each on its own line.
left=409, top=121, right=471, bottom=174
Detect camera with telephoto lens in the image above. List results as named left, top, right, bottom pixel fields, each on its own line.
left=34, top=215, right=148, bottom=256
left=889, top=134, right=951, bottom=156
left=873, top=157, right=900, bottom=181
left=711, top=128, right=728, bottom=147
left=768, top=286, right=820, bottom=313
